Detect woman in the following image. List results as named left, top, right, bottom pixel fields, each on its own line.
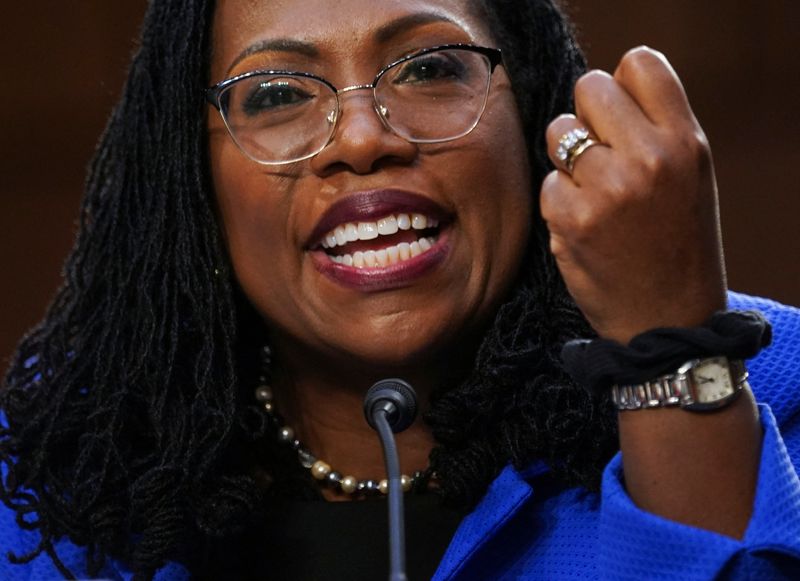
left=2, top=0, right=798, bottom=579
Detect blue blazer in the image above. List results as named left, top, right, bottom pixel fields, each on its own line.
left=2, top=292, right=799, bottom=579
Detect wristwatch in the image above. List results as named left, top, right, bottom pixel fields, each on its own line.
left=611, top=356, right=748, bottom=412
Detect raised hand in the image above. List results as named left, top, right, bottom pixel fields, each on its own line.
left=541, top=46, right=727, bottom=344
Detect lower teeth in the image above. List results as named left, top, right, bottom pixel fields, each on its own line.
left=329, top=237, right=436, bottom=268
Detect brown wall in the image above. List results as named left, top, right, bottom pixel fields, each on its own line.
left=2, top=1, right=798, bottom=367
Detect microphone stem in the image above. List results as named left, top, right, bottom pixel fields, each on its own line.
left=374, top=409, right=408, bottom=581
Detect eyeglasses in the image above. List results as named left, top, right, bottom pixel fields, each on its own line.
left=205, top=44, right=503, bottom=165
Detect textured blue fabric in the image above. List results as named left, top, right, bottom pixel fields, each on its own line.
left=2, top=292, right=799, bottom=579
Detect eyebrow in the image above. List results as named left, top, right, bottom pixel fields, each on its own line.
left=374, top=12, right=458, bottom=44
left=227, top=39, right=320, bottom=75
left=226, top=11, right=459, bottom=76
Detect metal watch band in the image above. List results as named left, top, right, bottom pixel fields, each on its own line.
left=611, top=358, right=747, bottom=411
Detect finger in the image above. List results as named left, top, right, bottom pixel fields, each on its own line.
left=540, top=166, right=614, bottom=242
left=540, top=170, right=607, bottom=270
left=613, top=46, right=697, bottom=128
left=546, top=115, right=614, bottom=186
left=541, top=168, right=633, bottom=283
left=573, top=70, right=654, bottom=148
left=540, top=169, right=581, bottom=238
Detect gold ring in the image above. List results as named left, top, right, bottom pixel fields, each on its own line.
left=565, top=137, right=600, bottom=172
left=556, top=127, right=601, bottom=173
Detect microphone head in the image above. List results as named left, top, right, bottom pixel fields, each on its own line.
left=363, top=378, right=418, bottom=434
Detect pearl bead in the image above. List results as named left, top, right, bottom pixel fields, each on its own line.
left=254, top=385, right=273, bottom=402
left=311, top=460, right=331, bottom=480
left=341, top=476, right=357, bottom=494
left=361, top=480, right=379, bottom=494
left=254, top=377, right=428, bottom=497
left=298, top=449, right=316, bottom=469
left=278, top=426, right=294, bottom=443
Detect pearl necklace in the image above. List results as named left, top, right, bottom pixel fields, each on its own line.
left=254, top=348, right=432, bottom=497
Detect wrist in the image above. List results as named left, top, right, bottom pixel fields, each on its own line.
left=560, top=309, right=772, bottom=395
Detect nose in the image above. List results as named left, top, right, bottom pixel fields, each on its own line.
left=309, top=90, right=417, bottom=176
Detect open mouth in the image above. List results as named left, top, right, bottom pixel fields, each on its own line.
left=317, top=212, right=442, bottom=268
left=306, top=189, right=452, bottom=290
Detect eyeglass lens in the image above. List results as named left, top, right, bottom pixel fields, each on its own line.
left=218, top=48, right=493, bottom=164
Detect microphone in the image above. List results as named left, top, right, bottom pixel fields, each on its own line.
left=363, top=378, right=418, bottom=581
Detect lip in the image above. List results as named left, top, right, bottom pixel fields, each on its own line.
left=310, top=228, right=451, bottom=292
left=305, top=189, right=452, bottom=249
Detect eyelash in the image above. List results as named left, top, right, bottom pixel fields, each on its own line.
left=391, top=54, right=467, bottom=84
left=241, top=81, right=314, bottom=116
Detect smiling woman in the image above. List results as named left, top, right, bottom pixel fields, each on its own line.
left=1, top=0, right=800, bottom=580
left=210, top=0, right=532, bottom=383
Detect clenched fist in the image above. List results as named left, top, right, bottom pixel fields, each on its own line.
left=541, top=47, right=727, bottom=343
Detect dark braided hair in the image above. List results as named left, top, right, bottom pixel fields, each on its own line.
left=427, top=0, right=619, bottom=507
left=0, top=0, right=617, bottom=578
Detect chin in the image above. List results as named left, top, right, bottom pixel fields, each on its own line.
left=324, top=316, right=480, bottom=374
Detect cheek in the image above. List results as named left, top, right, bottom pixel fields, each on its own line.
left=459, top=100, right=533, bottom=275
left=210, top=142, right=300, bottom=316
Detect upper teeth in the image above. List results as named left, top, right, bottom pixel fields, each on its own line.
left=320, top=213, right=439, bottom=249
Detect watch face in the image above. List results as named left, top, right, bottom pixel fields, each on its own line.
left=691, top=356, right=735, bottom=403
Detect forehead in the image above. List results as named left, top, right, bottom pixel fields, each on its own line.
left=211, top=0, right=492, bottom=78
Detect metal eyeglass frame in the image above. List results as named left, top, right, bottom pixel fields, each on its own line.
left=205, top=43, right=503, bottom=165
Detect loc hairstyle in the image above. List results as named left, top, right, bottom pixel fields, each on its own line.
left=0, top=0, right=617, bottom=578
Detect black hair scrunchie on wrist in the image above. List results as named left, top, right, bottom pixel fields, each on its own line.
left=561, top=310, right=772, bottom=393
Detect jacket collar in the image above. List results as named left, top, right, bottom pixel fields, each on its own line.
left=433, top=461, right=547, bottom=580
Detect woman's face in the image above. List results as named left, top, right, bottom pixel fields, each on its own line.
left=208, top=0, right=532, bottom=369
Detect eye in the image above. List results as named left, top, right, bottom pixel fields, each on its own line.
left=391, top=52, right=468, bottom=85
left=240, top=79, right=315, bottom=116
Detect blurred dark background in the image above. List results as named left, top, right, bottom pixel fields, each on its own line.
left=2, top=1, right=798, bottom=367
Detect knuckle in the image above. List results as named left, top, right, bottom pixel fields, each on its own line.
left=539, top=171, right=561, bottom=221
left=602, top=174, right=632, bottom=200
left=656, top=127, right=713, bottom=174
left=570, top=214, right=600, bottom=245
left=625, top=45, right=665, bottom=66
left=546, top=114, right=577, bottom=143
left=574, top=70, right=613, bottom=103
left=567, top=201, right=604, bottom=241
left=683, top=129, right=713, bottom=164
left=548, top=234, right=568, bottom=260
left=636, top=143, right=670, bottom=177
left=617, top=46, right=666, bottom=80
